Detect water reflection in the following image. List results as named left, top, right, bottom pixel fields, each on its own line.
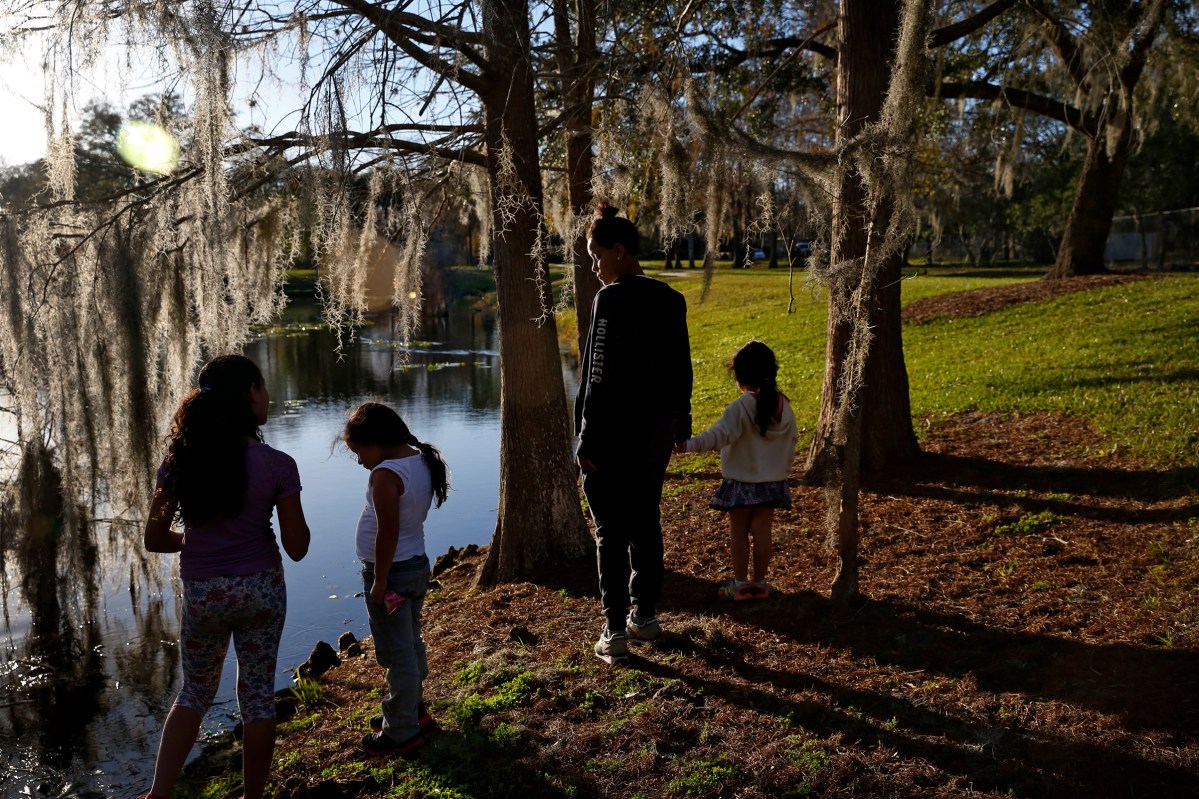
left=2, top=440, right=176, bottom=798
left=0, top=299, right=573, bottom=798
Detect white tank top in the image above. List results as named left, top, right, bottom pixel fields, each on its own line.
left=355, top=454, right=433, bottom=563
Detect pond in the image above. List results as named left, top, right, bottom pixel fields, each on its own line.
left=0, top=297, right=580, bottom=798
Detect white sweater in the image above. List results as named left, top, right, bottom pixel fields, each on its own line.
left=684, top=391, right=798, bottom=483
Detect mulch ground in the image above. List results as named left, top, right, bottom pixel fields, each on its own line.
left=202, top=274, right=1199, bottom=798
left=901, top=273, right=1152, bottom=325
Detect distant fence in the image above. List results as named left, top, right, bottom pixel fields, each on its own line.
left=1106, top=207, right=1199, bottom=270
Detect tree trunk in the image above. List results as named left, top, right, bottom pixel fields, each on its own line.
left=476, top=0, right=591, bottom=586
left=805, top=0, right=918, bottom=604
left=1047, top=127, right=1131, bottom=279
left=807, top=0, right=917, bottom=483
left=554, top=0, right=602, bottom=357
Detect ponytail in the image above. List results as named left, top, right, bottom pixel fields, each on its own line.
left=729, top=340, right=782, bottom=437
left=754, top=382, right=780, bottom=437
left=411, top=438, right=450, bottom=508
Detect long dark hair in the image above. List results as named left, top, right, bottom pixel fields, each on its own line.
left=162, top=354, right=264, bottom=525
left=342, top=402, right=450, bottom=508
left=730, top=340, right=782, bottom=436
left=588, top=202, right=640, bottom=255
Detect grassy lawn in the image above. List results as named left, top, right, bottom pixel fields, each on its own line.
left=590, top=268, right=1199, bottom=468
left=298, top=261, right=1198, bottom=466
left=903, top=276, right=1199, bottom=466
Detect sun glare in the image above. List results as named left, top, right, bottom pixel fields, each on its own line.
left=115, top=120, right=179, bottom=175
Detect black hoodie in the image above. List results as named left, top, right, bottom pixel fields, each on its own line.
left=574, top=273, right=693, bottom=462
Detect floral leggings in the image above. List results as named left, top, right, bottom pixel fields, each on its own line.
left=175, top=567, right=287, bottom=724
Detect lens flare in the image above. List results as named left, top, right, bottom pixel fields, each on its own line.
left=116, top=121, right=180, bottom=175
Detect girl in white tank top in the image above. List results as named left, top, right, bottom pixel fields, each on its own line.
left=342, top=402, right=450, bottom=756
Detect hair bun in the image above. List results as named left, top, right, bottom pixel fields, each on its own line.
left=597, top=202, right=619, bottom=220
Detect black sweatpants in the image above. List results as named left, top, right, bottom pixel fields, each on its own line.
left=582, top=419, right=675, bottom=631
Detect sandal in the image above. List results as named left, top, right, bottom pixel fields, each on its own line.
left=718, top=579, right=756, bottom=601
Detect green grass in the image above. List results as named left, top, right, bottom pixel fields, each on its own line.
left=307, top=262, right=1199, bottom=466
left=447, top=670, right=539, bottom=727
left=784, top=735, right=831, bottom=775
left=561, top=267, right=1040, bottom=450
left=617, top=269, right=1199, bottom=467
left=278, top=710, right=322, bottom=733
left=994, top=510, right=1066, bottom=536
left=290, top=674, right=324, bottom=707
left=666, top=754, right=742, bottom=797
left=904, top=276, right=1199, bottom=465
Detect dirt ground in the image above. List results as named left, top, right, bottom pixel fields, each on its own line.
left=229, top=275, right=1199, bottom=799
left=901, top=273, right=1151, bottom=325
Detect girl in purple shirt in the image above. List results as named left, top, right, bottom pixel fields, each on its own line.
left=138, top=355, right=310, bottom=799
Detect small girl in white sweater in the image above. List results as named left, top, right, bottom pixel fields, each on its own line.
left=674, top=341, right=798, bottom=600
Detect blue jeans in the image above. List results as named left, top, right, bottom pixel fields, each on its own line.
left=362, top=554, right=429, bottom=742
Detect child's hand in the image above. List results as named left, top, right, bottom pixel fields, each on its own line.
left=672, top=442, right=687, bottom=454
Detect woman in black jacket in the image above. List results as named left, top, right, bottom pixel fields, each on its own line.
left=575, top=203, right=693, bottom=663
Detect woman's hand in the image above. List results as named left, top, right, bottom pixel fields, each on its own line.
left=144, top=486, right=184, bottom=553
left=369, top=575, right=389, bottom=606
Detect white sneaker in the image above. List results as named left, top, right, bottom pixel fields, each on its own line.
left=626, top=612, right=661, bottom=641
left=594, top=626, right=629, bottom=662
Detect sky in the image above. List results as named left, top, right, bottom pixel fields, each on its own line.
left=0, top=39, right=53, bottom=166
left=0, top=29, right=198, bottom=167
left=0, top=9, right=462, bottom=173
left=0, top=25, right=300, bottom=169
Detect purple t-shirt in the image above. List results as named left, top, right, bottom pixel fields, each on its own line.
left=156, top=442, right=302, bottom=580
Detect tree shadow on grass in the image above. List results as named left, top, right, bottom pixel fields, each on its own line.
left=912, top=268, right=1046, bottom=279
left=883, top=450, right=1199, bottom=516
left=651, top=572, right=1199, bottom=798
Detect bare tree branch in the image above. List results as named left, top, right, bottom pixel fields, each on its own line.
left=736, top=22, right=838, bottom=63
left=246, top=127, right=487, bottom=167
left=1025, top=0, right=1090, bottom=89
left=936, top=79, right=1096, bottom=136
left=928, top=0, right=1020, bottom=48
left=1122, top=0, right=1169, bottom=88
left=328, top=0, right=491, bottom=94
